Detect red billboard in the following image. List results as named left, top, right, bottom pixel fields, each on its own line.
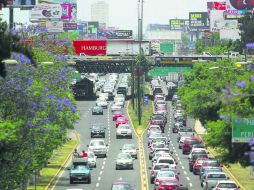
left=73, top=40, right=107, bottom=56
left=207, top=2, right=226, bottom=10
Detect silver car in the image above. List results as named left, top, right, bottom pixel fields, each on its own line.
left=116, top=124, right=132, bottom=139
left=115, top=153, right=134, bottom=170
left=87, top=151, right=97, bottom=168
left=121, top=144, right=138, bottom=159
left=87, top=139, right=107, bottom=158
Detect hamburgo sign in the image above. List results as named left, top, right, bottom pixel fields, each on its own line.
left=73, top=40, right=107, bottom=56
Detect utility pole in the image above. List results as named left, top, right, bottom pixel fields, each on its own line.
left=9, top=6, right=14, bottom=30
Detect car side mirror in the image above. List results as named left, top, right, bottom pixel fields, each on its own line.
left=227, top=177, right=230, bottom=179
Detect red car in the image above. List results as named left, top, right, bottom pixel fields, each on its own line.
left=192, top=157, right=209, bottom=175
left=115, top=117, right=128, bottom=128
left=182, top=137, right=201, bottom=154
left=112, top=111, right=124, bottom=121
left=155, top=179, right=184, bottom=190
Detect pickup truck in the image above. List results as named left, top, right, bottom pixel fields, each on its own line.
left=202, top=172, right=229, bottom=190
left=69, top=157, right=92, bottom=184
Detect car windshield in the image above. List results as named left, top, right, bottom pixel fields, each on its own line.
left=179, top=128, right=193, bottom=132
left=112, top=184, right=130, bottom=190
left=161, top=181, right=178, bottom=185
left=92, top=125, right=103, bottom=130
left=73, top=165, right=89, bottom=170
left=151, top=115, right=163, bottom=120
left=118, top=153, right=131, bottom=159
left=150, top=133, right=162, bottom=138
left=206, top=161, right=220, bottom=167
left=114, top=111, right=123, bottom=115
left=117, top=117, right=126, bottom=121
left=158, top=172, right=175, bottom=177
left=90, top=141, right=105, bottom=146
left=154, top=165, right=169, bottom=170
left=159, top=159, right=174, bottom=164
left=123, top=144, right=135, bottom=149
left=197, top=159, right=207, bottom=164
left=192, top=154, right=208, bottom=159
left=119, top=125, right=130, bottom=129
left=218, top=183, right=237, bottom=188
left=88, top=152, right=95, bottom=157
left=186, top=139, right=200, bottom=144
left=153, top=143, right=165, bottom=148
left=207, top=174, right=226, bottom=178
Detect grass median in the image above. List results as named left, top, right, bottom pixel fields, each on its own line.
left=27, top=139, right=77, bottom=190
left=128, top=100, right=153, bottom=136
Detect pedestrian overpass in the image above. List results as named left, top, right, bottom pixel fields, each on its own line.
left=67, top=55, right=223, bottom=74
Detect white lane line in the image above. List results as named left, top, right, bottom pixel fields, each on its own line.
left=96, top=183, right=99, bottom=187
left=184, top=171, right=187, bottom=175
left=101, top=165, right=104, bottom=170
left=186, top=177, right=190, bottom=181
left=103, top=158, right=106, bottom=161
left=98, top=176, right=101, bottom=181
left=189, top=183, right=193, bottom=187
left=175, top=153, right=178, bottom=157
left=179, top=161, right=182, bottom=165
left=103, top=161, right=106, bottom=165
left=100, top=171, right=103, bottom=175
left=181, top=166, right=185, bottom=170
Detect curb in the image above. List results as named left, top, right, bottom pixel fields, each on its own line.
left=44, top=130, right=80, bottom=190
left=194, top=120, right=246, bottom=190
left=127, top=101, right=149, bottom=190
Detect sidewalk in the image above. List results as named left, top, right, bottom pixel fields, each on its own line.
left=194, top=120, right=206, bottom=136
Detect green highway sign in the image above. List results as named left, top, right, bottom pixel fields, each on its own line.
left=232, top=118, right=254, bottom=143
left=160, top=43, right=174, bottom=53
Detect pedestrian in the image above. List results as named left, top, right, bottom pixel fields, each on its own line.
left=79, top=150, right=88, bottom=158
left=73, top=148, right=79, bottom=158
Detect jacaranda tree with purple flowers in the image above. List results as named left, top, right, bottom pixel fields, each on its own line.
left=0, top=26, right=79, bottom=188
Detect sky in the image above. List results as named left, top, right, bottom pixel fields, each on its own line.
left=0, top=0, right=208, bottom=30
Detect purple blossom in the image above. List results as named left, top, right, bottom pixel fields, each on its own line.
left=236, top=81, right=246, bottom=88
left=16, top=85, right=22, bottom=91
left=27, top=78, right=33, bottom=86
left=232, top=93, right=239, bottom=97
left=250, top=64, right=254, bottom=70
left=47, top=94, right=56, bottom=99
left=45, top=117, right=51, bottom=123
left=219, top=115, right=230, bottom=121
left=250, top=76, right=254, bottom=82
left=222, top=89, right=230, bottom=95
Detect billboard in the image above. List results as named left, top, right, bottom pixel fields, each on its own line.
left=63, top=22, right=77, bottom=30
left=169, top=19, right=186, bottom=30
left=226, top=0, right=254, bottom=14
left=46, top=21, right=63, bottom=33
left=77, top=22, right=88, bottom=35
left=88, top=22, right=99, bottom=34
left=207, top=1, right=226, bottom=10
left=73, top=40, right=107, bottom=56
left=210, top=10, right=238, bottom=31
left=189, top=12, right=209, bottom=29
left=7, top=0, right=36, bottom=7
left=107, top=30, right=133, bottom=39
left=232, top=118, right=254, bottom=143
left=160, top=43, right=174, bottom=53
left=30, top=4, right=72, bottom=21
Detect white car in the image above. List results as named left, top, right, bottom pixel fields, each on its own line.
left=87, top=151, right=97, bottom=168
left=116, top=124, right=132, bottom=139
left=188, top=148, right=209, bottom=159
left=96, top=99, right=108, bottom=109
left=111, top=104, right=122, bottom=112
left=99, top=93, right=109, bottom=101
left=88, top=139, right=107, bottom=158
left=121, top=143, right=138, bottom=159
left=212, top=180, right=239, bottom=190
left=114, top=100, right=125, bottom=107
left=155, top=156, right=177, bottom=169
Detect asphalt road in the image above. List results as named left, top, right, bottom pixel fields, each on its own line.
left=53, top=100, right=141, bottom=190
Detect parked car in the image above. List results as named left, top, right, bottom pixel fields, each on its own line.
left=116, top=124, right=132, bottom=139
left=92, top=106, right=103, bottom=115
left=115, top=117, right=129, bottom=128
left=90, top=124, right=106, bottom=138
left=115, top=153, right=134, bottom=170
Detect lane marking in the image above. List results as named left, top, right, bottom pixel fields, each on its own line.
left=186, top=177, right=190, bottom=181
left=184, top=171, right=187, bottom=175
left=96, top=183, right=99, bottom=187
left=98, top=176, right=101, bottom=181
left=100, top=171, right=103, bottom=175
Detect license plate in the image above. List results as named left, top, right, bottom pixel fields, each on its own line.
left=78, top=177, right=82, bottom=180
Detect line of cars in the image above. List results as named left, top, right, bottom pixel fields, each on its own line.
left=171, top=95, right=240, bottom=190
left=147, top=79, right=188, bottom=190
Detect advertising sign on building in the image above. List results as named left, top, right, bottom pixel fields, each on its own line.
left=63, top=22, right=77, bottom=30
left=107, top=30, right=133, bottom=39
left=210, top=10, right=238, bottom=31
left=46, top=21, right=63, bottom=33
left=160, top=43, right=174, bottom=53
left=189, top=12, right=210, bottom=29
left=232, top=118, right=254, bottom=143
left=73, top=40, right=107, bottom=56
left=226, top=0, right=254, bottom=15
left=169, top=19, right=186, bottom=30
left=88, top=22, right=99, bottom=34
left=77, top=22, right=88, bottom=35
left=7, top=0, right=36, bottom=7
left=207, top=1, right=226, bottom=10
left=30, top=4, right=72, bottom=21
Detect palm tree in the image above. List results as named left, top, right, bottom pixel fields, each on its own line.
left=0, top=18, right=36, bottom=78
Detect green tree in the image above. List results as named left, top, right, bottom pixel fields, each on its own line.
left=238, top=13, right=254, bottom=49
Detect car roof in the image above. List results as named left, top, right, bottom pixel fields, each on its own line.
left=216, top=180, right=236, bottom=184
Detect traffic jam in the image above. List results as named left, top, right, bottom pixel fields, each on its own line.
left=145, top=77, right=240, bottom=190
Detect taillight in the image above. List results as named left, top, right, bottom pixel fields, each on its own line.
left=206, top=181, right=208, bottom=187
left=155, top=178, right=159, bottom=182
left=151, top=170, right=154, bottom=175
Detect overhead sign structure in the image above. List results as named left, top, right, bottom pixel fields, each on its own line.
left=169, top=19, right=186, bottom=30
left=46, top=21, right=63, bottom=33
left=232, top=118, right=254, bottom=143
left=160, top=43, right=174, bottom=54
left=189, top=12, right=210, bottom=29
left=30, top=4, right=72, bottom=21
left=107, top=30, right=133, bottom=39
left=73, top=40, right=107, bottom=56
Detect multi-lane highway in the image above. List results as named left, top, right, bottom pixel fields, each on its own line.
left=53, top=100, right=141, bottom=190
